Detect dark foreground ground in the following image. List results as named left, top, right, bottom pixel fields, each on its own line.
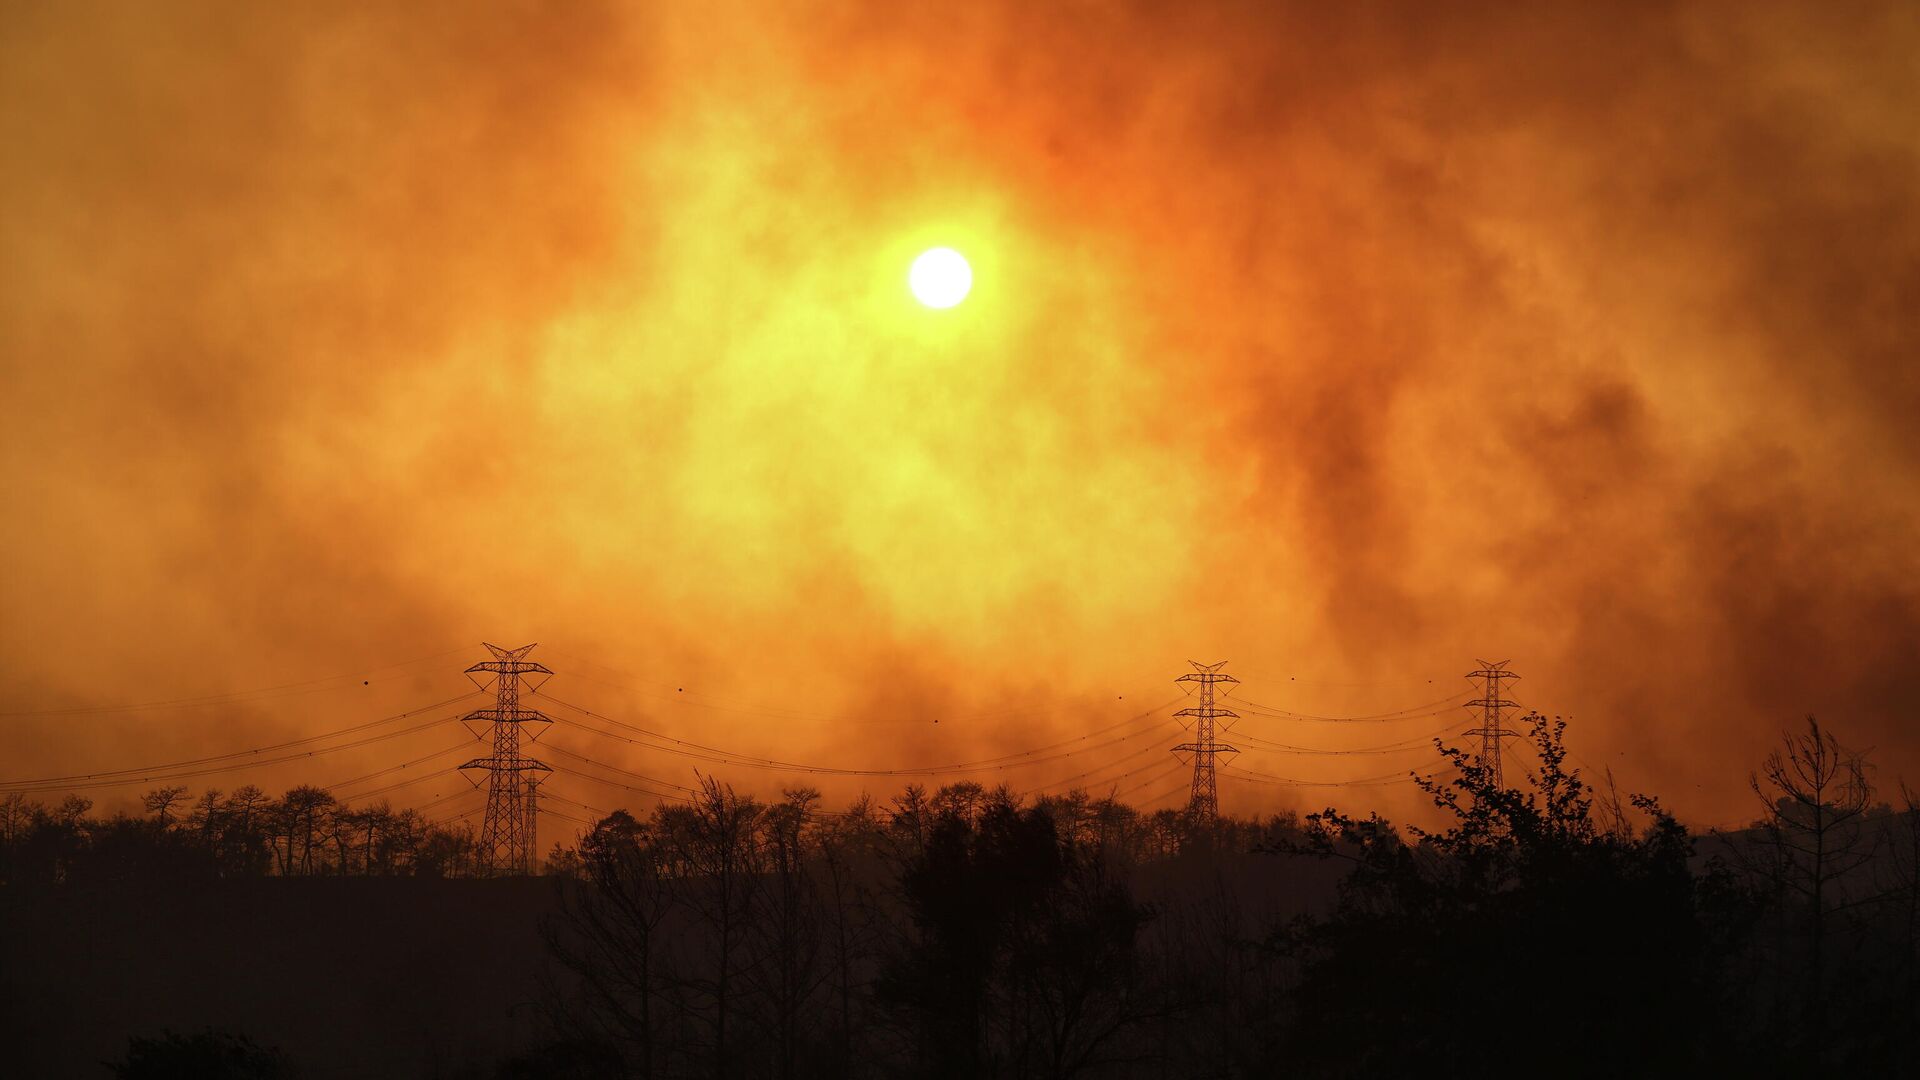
left=1, top=853, right=1325, bottom=1078
left=2, top=877, right=561, bottom=1078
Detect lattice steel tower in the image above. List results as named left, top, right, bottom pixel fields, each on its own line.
left=1173, top=661, right=1239, bottom=822
left=1464, top=659, right=1519, bottom=788
left=459, top=643, right=553, bottom=875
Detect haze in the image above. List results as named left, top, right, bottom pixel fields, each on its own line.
left=3, top=1, right=1917, bottom=828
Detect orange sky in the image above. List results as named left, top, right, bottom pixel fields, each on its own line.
left=3, top=1, right=1918, bottom=835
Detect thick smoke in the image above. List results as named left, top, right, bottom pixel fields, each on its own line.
left=2, top=1, right=1916, bottom=826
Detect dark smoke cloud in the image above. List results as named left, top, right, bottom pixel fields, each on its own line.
left=3, top=1, right=1915, bottom=828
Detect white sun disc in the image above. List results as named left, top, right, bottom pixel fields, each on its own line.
left=909, top=247, right=973, bottom=309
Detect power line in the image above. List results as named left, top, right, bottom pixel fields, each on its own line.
left=0, top=710, right=469, bottom=793
left=1501, top=737, right=1533, bottom=785
left=1023, top=738, right=1172, bottom=797
left=540, top=743, right=698, bottom=794
left=1139, top=775, right=1195, bottom=809
left=543, top=807, right=597, bottom=829
left=341, top=762, right=467, bottom=803
left=415, top=786, right=486, bottom=816
left=0, top=646, right=476, bottom=718
left=326, top=740, right=478, bottom=795
left=535, top=689, right=1185, bottom=777
left=541, top=690, right=1183, bottom=773
left=0, top=691, right=482, bottom=789
left=546, top=765, right=689, bottom=806
left=1226, top=690, right=1475, bottom=723
left=1227, top=717, right=1478, bottom=756
left=534, top=646, right=1164, bottom=728
left=1223, top=758, right=1455, bottom=787
left=538, top=789, right=610, bottom=818
left=543, top=753, right=695, bottom=803
left=549, top=710, right=1178, bottom=779
left=1110, top=762, right=1189, bottom=802
left=1226, top=669, right=1454, bottom=690
left=435, top=803, right=487, bottom=827
left=0, top=647, right=1543, bottom=848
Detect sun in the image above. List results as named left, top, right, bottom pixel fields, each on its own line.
left=908, top=247, right=973, bottom=309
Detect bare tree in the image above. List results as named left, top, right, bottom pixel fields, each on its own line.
left=189, top=788, right=224, bottom=865
left=888, top=784, right=932, bottom=856
left=54, top=794, right=92, bottom=829
left=930, top=781, right=987, bottom=827
left=816, top=798, right=886, bottom=1073
left=667, top=774, right=764, bottom=1078
left=351, top=803, right=394, bottom=875
left=222, top=785, right=271, bottom=875
left=142, top=785, right=189, bottom=828
left=0, top=793, right=36, bottom=885
left=548, top=810, right=677, bottom=1079
left=750, top=787, right=826, bottom=1080
left=280, top=785, right=337, bottom=875
left=385, top=808, right=427, bottom=874
left=1749, top=715, right=1878, bottom=1037
left=0, top=792, right=33, bottom=847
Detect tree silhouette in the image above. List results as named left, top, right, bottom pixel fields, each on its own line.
left=665, top=774, right=765, bottom=1079
left=1745, top=716, right=1880, bottom=1051
left=10, top=724, right=1920, bottom=1075
left=748, top=786, right=827, bottom=1080
left=879, top=793, right=1161, bottom=1079
left=278, top=785, right=336, bottom=876
left=55, top=793, right=92, bottom=827
left=188, top=788, right=224, bottom=867
left=546, top=808, right=676, bottom=1079
left=1268, top=712, right=1728, bottom=1076
left=220, top=785, right=273, bottom=875
left=141, top=785, right=189, bottom=828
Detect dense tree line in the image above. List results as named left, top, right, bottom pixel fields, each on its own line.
left=533, top=714, right=1920, bottom=1078
left=0, top=784, right=487, bottom=886
left=538, top=778, right=1230, bottom=1080
left=14, top=712, right=1920, bottom=1077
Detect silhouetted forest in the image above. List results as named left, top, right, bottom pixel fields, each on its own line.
left=0, top=781, right=500, bottom=885
left=5, top=713, right=1919, bottom=1077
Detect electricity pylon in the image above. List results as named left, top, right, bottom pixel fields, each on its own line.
left=1173, top=660, right=1239, bottom=822
left=459, top=643, right=553, bottom=875
left=1464, top=659, right=1519, bottom=788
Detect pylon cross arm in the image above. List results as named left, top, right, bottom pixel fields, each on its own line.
left=460, top=758, right=552, bottom=772
left=461, top=707, right=555, bottom=725
left=465, top=660, right=554, bottom=676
